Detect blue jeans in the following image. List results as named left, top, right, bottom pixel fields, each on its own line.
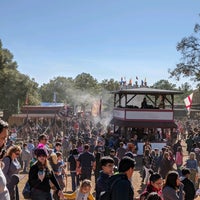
left=70, top=171, right=80, bottom=191
left=31, top=188, right=52, bottom=200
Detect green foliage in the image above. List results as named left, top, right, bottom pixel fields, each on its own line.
left=0, top=40, right=40, bottom=118
left=151, top=79, right=177, bottom=90
left=39, top=76, right=75, bottom=103
left=169, top=15, right=200, bottom=87
left=74, top=72, right=99, bottom=94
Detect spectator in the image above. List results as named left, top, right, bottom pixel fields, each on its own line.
left=151, top=149, right=160, bottom=173
left=186, top=135, right=194, bottom=153
left=173, top=140, right=182, bottom=156
left=175, top=146, right=183, bottom=176
left=28, top=148, right=64, bottom=200
left=21, top=143, right=32, bottom=173
left=116, top=142, right=126, bottom=161
left=53, top=142, right=62, bottom=153
left=0, top=119, right=10, bottom=200
left=140, top=171, right=163, bottom=200
left=142, top=149, right=152, bottom=184
left=159, top=152, right=173, bottom=179
left=109, top=156, right=135, bottom=200
left=2, top=145, right=21, bottom=200
left=37, top=134, right=49, bottom=156
left=64, top=179, right=94, bottom=200
left=131, top=135, right=139, bottom=154
left=143, top=141, right=152, bottom=154
left=67, top=148, right=80, bottom=191
left=124, top=143, right=136, bottom=159
left=95, top=156, right=114, bottom=200
left=185, top=152, right=198, bottom=188
left=62, top=136, right=70, bottom=161
left=76, top=144, right=96, bottom=180
left=181, top=168, right=195, bottom=200
left=162, top=171, right=184, bottom=200
left=27, top=139, right=35, bottom=159
left=109, top=149, right=119, bottom=173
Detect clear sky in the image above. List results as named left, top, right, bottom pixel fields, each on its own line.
left=0, top=0, right=199, bottom=88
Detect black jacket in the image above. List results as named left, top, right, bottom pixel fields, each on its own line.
left=29, top=162, right=61, bottom=193
left=181, top=177, right=195, bottom=200
left=109, top=173, right=134, bottom=200
left=95, top=171, right=110, bottom=200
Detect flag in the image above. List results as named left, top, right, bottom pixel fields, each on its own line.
left=53, top=92, right=57, bottom=103
left=184, top=93, right=193, bottom=111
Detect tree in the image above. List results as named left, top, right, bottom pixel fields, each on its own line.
left=151, top=79, right=177, bottom=90
left=169, top=15, right=200, bottom=86
left=74, top=72, right=99, bottom=94
left=99, top=78, right=119, bottom=91
left=0, top=40, right=40, bottom=118
left=39, top=76, right=75, bottom=103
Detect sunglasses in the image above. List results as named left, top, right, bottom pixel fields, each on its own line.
left=15, top=152, right=20, bottom=156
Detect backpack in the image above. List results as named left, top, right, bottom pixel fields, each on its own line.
left=22, top=181, right=31, bottom=199
left=99, top=176, right=122, bottom=200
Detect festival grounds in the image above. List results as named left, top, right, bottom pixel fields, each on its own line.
left=18, top=141, right=200, bottom=200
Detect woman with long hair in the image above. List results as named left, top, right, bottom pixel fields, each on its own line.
left=185, top=152, right=198, bottom=188
left=28, top=148, right=64, bottom=200
left=159, top=151, right=173, bottom=179
left=140, top=171, right=163, bottom=200
left=162, top=171, right=184, bottom=200
left=2, top=145, right=21, bottom=200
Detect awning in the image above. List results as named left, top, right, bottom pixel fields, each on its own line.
left=110, top=118, right=177, bottom=128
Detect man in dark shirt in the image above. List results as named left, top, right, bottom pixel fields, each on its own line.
left=76, top=144, right=96, bottom=180
left=181, top=168, right=195, bottom=200
left=67, top=148, right=79, bottom=191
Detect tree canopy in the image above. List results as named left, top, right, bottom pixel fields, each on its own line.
left=0, top=40, right=40, bottom=119
left=169, top=15, right=200, bottom=87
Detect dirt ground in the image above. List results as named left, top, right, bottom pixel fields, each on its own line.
left=18, top=141, right=200, bottom=200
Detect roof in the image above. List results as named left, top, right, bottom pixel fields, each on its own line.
left=111, top=87, right=183, bottom=95
left=110, top=118, right=177, bottom=128
left=11, top=114, right=56, bottom=118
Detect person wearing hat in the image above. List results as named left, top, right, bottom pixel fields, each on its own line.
left=181, top=168, right=196, bottom=200
left=28, top=148, right=64, bottom=200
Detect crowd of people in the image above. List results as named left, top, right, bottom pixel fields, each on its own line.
left=0, top=116, right=200, bottom=200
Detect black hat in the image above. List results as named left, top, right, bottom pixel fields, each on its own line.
left=34, top=148, right=47, bottom=157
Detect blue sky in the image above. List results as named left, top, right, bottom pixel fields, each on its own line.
left=0, top=0, right=199, bottom=88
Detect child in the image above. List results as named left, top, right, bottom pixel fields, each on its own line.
left=95, top=156, right=114, bottom=200
left=64, top=179, right=94, bottom=200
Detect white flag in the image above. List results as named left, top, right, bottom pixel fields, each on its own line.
left=184, top=93, right=193, bottom=111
